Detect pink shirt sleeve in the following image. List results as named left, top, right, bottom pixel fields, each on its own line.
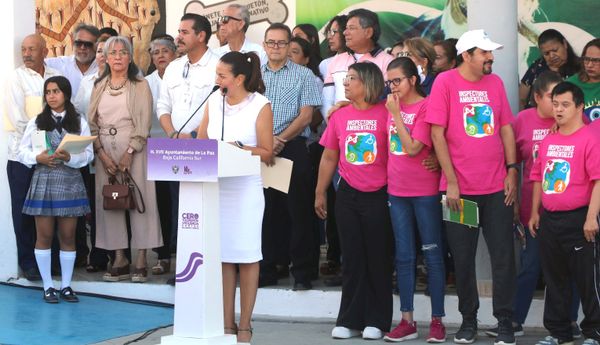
left=496, top=76, right=514, bottom=127
left=410, top=102, right=432, bottom=147
left=320, top=112, right=340, bottom=150
left=585, top=135, right=600, bottom=181
left=425, top=73, right=450, bottom=128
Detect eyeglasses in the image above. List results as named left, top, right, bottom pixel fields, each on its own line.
left=343, top=75, right=360, bottom=83
left=385, top=77, right=408, bottom=87
left=397, top=51, right=411, bottom=58
left=582, top=56, right=600, bottom=65
left=326, top=29, right=340, bottom=37
left=264, top=40, right=289, bottom=48
left=74, top=40, right=95, bottom=49
left=219, top=16, right=242, bottom=24
left=107, top=50, right=129, bottom=57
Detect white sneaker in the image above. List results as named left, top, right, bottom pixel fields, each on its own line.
left=363, top=326, right=383, bottom=340
left=331, top=326, right=361, bottom=339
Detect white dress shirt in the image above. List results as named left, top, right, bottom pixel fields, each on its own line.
left=145, top=70, right=166, bottom=138
left=156, top=49, right=219, bottom=134
left=4, top=65, right=61, bottom=161
left=214, top=38, right=267, bottom=65
left=18, top=113, right=93, bottom=169
left=45, top=55, right=98, bottom=98
left=73, top=73, right=100, bottom=120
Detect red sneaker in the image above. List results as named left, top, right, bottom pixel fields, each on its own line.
left=427, top=318, right=446, bottom=343
left=384, top=319, right=418, bottom=342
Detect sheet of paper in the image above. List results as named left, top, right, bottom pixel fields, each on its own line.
left=57, top=133, right=97, bottom=154
left=261, top=157, right=293, bottom=194
left=31, top=130, right=48, bottom=155
left=25, top=95, right=43, bottom=119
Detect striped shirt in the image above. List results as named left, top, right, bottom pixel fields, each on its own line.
left=261, top=59, right=322, bottom=137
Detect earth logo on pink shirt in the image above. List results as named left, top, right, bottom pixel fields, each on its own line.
left=542, top=159, right=571, bottom=194
left=463, top=103, right=494, bottom=137
left=345, top=133, right=377, bottom=164
left=388, top=125, right=409, bottom=155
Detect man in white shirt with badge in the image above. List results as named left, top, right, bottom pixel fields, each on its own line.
left=213, top=4, right=266, bottom=64
left=156, top=14, right=219, bottom=283
left=5, top=34, right=60, bottom=281
left=45, top=24, right=99, bottom=98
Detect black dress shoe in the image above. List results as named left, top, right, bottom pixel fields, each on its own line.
left=43, top=287, right=59, bottom=303
left=59, top=287, right=79, bottom=303
left=258, top=275, right=278, bottom=288
left=23, top=267, right=41, bottom=281
left=293, top=281, right=312, bottom=291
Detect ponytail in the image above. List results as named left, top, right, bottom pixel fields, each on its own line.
left=220, top=51, right=265, bottom=94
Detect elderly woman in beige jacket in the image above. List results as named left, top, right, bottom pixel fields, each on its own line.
left=88, top=36, right=162, bottom=283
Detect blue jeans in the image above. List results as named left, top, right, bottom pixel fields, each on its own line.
left=514, top=226, right=580, bottom=325
left=389, top=194, right=446, bottom=317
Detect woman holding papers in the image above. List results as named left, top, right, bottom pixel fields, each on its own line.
left=18, top=76, right=93, bottom=303
left=88, top=36, right=162, bottom=283
left=315, top=62, right=392, bottom=340
left=197, top=51, right=272, bottom=344
left=382, top=57, right=446, bottom=343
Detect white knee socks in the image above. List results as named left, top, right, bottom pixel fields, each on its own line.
left=34, top=248, right=53, bottom=291
left=59, top=250, right=76, bottom=289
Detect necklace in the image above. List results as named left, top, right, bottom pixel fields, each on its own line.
left=108, top=79, right=127, bottom=90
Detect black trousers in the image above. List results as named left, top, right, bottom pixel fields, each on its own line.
left=335, top=178, right=392, bottom=331
left=445, top=191, right=515, bottom=321
left=261, top=137, right=316, bottom=283
left=153, top=180, right=176, bottom=260
left=7, top=160, right=36, bottom=271
left=539, top=207, right=600, bottom=342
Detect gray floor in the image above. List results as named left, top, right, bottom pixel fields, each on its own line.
left=93, top=318, right=563, bottom=345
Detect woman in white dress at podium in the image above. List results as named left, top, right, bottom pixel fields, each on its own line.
left=198, top=51, right=273, bottom=344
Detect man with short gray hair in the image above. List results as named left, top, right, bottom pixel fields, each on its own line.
left=46, top=23, right=99, bottom=97
left=214, top=4, right=266, bottom=63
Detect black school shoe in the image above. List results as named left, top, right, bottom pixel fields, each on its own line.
left=59, top=287, right=79, bottom=303
left=43, top=287, right=59, bottom=303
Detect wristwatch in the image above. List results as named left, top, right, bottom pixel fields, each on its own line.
left=506, top=163, right=520, bottom=172
left=127, top=147, right=135, bottom=154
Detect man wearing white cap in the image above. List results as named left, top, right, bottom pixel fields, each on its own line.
left=426, top=29, right=518, bottom=345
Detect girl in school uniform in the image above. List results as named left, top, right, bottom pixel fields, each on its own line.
left=18, top=76, right=93, bottom=303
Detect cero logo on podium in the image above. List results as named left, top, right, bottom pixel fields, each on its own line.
left=181, top=212, right=200, bottom=230
left=175, top=252, right=204, bottom=283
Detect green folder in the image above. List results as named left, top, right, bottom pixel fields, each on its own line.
left=441, top=195, right=479, bottom=228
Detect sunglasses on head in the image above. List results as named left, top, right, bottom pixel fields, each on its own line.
left=74, top=40, right=95, bottom=49
left=220, top=15, right=242, bottom=24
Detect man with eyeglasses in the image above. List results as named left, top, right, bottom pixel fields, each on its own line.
left=259, top=23, right=322, bottom=291
left=322, top=9, right=393, bottom=118
left=45, top=24, right=99, bottom=98
left=213, top=4, right=266, bottom=64
left=426, top=29, right=518, bottom=345
left=5, top=34, right=61, bottom=282
left=156, top=14, right=218, bottom=282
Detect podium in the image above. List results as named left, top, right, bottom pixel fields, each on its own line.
left=147, top=138, right=260, bottom=345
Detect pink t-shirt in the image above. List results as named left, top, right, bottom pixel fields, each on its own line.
left=387, top=98, right=440, bottom=197
left=425, top=69, right=514, bottom=194
left=320, top=102, right=388, bottom=192
left=530, top=126, right=600, bottom=212
left=324, top=50, right=394, bottom=85
left=513, top=107, right=556, bottom=225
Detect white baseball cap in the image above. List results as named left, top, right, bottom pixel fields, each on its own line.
left=455, top=29, right=503, bottom=55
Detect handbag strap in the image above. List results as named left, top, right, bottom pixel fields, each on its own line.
left=123, top=170, right=146, bottom=213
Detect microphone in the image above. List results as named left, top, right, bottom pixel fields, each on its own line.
left=220, top=88, right=228, bottom=141
left=175, top=85, right=220, bottom=138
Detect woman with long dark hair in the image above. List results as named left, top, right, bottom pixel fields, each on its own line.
left=19, top=75, right=93, bottom=303
left=198, top=51, right=273, bottom=344
left=566, top=38, right=600, bottom=122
